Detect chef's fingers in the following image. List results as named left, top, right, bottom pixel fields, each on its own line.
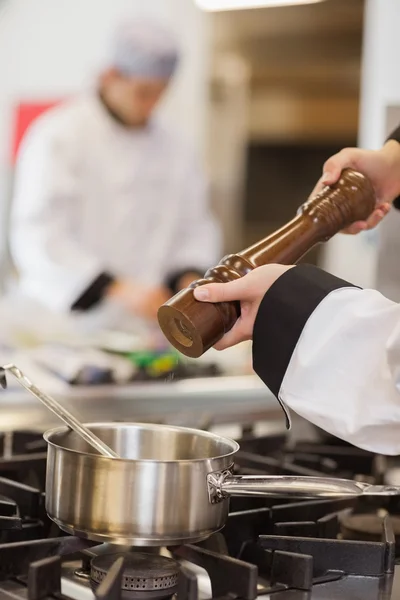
left=342, top=221, right=367, bottom=235
left=213, top=319, right=251, bottom=350
left=310, top=149, right=363, bottom=199
left=321, top=149, right=361, bottom=185
left=194, top=265, right=293, bottom=304
left=193, top=277, right=253, bottom=303
left=214, top=303, right=257, bottom=349
left=363, top=204, right=391, bottom=230
left=342, top=204, right=391, bottom=235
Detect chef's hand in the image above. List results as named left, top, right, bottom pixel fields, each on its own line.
left=194, top=265, right=294, bottom=350
left=108, top=280, right=170, bottom=320
left=309, top=140, right=400, bottom=234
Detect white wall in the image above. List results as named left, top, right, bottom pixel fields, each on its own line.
left=358, top=0, right=400, bottom=150
left=321, top=0, right=400, bottom=288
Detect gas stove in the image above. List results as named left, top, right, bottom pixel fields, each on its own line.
left=0, top=430, right=398, bottom=600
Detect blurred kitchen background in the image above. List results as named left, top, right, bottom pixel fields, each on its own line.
left=0, top=0, right=396, bottom=440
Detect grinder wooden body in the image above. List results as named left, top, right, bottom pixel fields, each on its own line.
left=158, top=169, right=376, bottom=358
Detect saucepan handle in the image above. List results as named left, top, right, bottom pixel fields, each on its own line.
left=206, top=471, right=400, bottom=504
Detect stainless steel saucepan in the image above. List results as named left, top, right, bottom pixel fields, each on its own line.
left=43, top=422, right=400, bottom=547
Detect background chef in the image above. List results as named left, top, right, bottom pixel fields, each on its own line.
left=9, top=19, right=221, bottom=322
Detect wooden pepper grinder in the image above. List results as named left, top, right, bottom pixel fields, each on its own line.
left=158, top=169, right=376, bottom=358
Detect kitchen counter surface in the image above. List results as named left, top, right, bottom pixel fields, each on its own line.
left=0, top=355, right=282, bottom=432
left=0, top=298, right=283, bottom=434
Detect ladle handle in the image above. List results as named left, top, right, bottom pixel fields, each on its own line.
left=207, top=472, right=400, bottom=504
left=0, top=364, right=118, bottom=459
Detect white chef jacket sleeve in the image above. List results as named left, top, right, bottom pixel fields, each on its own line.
left=252, top=264, right=400, bottom=456
left=167, top=157, right=222, bottom=279
left=10, top=120, right=105, bottom=312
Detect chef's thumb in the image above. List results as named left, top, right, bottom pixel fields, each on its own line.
left=193, top=278, right=247, bottom=304
left=322, top=148, right=359, bottom=185
left=321, top=162, right=342, bottom=185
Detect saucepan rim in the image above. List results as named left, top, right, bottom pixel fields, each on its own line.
left=43, top=421, right=240, bottom=463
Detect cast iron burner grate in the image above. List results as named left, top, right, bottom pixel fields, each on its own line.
left=90, top=553, right=180, bottom=600
left=340, top=512, right=400, bottom=546
left=0, top=429, right=398, bottom=599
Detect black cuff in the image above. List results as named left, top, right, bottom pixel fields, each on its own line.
left=71, top=272, right=115, bottom=312
left=165, top=268, right=202, bottom=294
left=386, top=126, right=400, bottom=210
left=252, top=264, right=359, bottom=398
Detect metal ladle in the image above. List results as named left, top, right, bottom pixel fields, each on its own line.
left=0, top=364, right=119, bottom=458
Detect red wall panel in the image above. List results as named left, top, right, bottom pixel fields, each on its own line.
left=11, top=101, right=62, bottom=164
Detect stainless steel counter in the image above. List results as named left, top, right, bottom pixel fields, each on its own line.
left=0, top=374, right=284, bottom=433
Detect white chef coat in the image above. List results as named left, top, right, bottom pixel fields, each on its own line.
left=376, top=208, right=400, bottom=302
left=10, top=94, right=221, bottom=312
left=252, top=265, right=400, bottom=456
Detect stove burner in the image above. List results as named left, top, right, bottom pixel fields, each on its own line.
left=341, top=513, right=400, bottom=543
left=90, top=552, right=180, bottom=600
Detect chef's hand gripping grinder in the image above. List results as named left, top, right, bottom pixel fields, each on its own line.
left=158, top=169, right=376, bottom=358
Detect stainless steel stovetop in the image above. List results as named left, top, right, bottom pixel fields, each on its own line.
left=0, top=430, right=398, bottom=600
